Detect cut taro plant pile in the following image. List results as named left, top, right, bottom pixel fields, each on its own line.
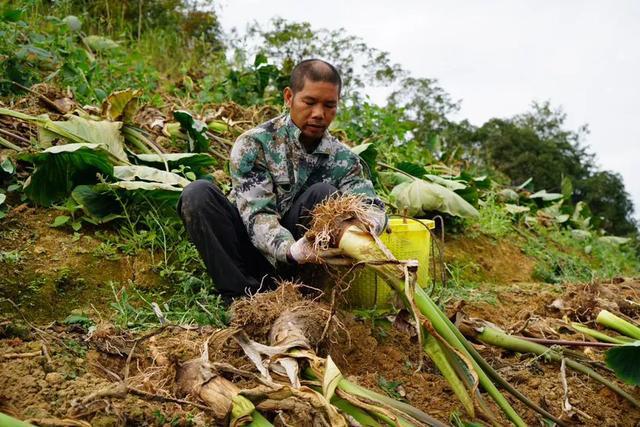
left=69, top=284, right=449, bottom=427
left=301, top=194, right=565, bottom=426
left=225, top=282, right=448, bottom=427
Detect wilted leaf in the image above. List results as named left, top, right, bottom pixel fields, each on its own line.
left=571, top=201, right=592, bottom=230
left=529, top=189, right=563, bottom=202
left=322, top=355, right=343, bottom=401
left=83, top=35, right=119, bottom=52
left=605, top=341, right=640, bottom=385
left=350, top=143, right=372, bottom=156
left=174, top=110, right=209, bottom=152
left=113, top=165, right=190, bottom=187
left=38, top=115, right=128, bottom=163
left=19, top=144, right=115, bottom=206
left=391, top=178, right=479, bottom=218
left=102, top=89, right=142, bottom=122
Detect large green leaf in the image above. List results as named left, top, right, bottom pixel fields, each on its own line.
left=38, top=115, right=127, bottom=163
left=396, top=161, right=426, bottom=178
left=113, top=165, right=190, bottom=187
left=174, top=110, right=209, bottom=153
left=19, top=144, right=115, bottom=206
left=71, top=185, right=122, bottom=222
left=390, top=179, right=479, bottom=218
left=132, top=152, right=215, bottom=176
left=605, top=341, right=640, bottom=385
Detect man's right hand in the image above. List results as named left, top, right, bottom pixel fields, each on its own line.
left=287, top=237, right=347, bottom=265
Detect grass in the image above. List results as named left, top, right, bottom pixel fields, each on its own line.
left=431, top=260, right=497, bottom=305
left=98, top=197, right=229, bottom=328
left=0, top=250, right=22, bottom=264
left=467, top=195, right=513, bottom=239
left=522, top=225, right=640, bottom=284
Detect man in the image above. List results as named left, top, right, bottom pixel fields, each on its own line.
left=178, top=59, right=386, bottom=300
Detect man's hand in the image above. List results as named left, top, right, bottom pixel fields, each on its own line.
left=287, top=237, right=350, bottom=265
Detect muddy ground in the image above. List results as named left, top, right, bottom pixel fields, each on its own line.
left=1, top=209, right=640, bottom=426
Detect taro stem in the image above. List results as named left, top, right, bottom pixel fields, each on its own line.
left=463, top=322, right=640, bottom=408
left=336, top=226, right=526, bottom=426
left=596, top=310, right=640, bottom=340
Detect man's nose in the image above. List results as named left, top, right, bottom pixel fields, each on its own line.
left=311, top=104, right=324, bottom=119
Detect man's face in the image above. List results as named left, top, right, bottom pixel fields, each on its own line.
left=284, top=79, right=340, bottom=143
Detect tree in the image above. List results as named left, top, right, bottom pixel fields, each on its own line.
left=576, top=171, right=637, bottom=235
left=233, top=18, right=405, bottom=100
left=476, top=102, right=637, bottom=235
left=387, top=77, right=461, bottom=153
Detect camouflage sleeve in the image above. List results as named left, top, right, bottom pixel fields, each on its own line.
left=337, top=150, right=388, bottom=235
left=230, top=134, right=295, bottom=266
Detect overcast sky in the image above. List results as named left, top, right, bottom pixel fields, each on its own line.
left=218, top=0, right=640, bottom=221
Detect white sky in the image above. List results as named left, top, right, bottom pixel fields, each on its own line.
left=218, top=0, right=640, bottom=221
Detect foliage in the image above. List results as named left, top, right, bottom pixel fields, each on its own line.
left=236, top=17, right=404, bottom=100
left=605, top=341, right=640, bottom=386
left=391, top=178, right=479, bottom=218
left=387, top=77, right=460, bottom=153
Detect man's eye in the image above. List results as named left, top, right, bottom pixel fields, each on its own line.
left=304, top=101, right=314, bottom=106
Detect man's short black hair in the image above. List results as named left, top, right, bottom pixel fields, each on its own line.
left=290, top=59, right=342, bottom=95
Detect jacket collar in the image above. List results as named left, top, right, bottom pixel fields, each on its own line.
left=284, top=114, right=332, bottom=155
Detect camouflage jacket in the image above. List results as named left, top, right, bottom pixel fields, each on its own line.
left=230, top=113, right=386, bottom=266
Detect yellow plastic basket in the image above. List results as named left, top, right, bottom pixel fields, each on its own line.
left=343, top=217, right=435, bottom=308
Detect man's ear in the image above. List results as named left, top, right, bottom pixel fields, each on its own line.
left=283, top=87, right=293, bottom=108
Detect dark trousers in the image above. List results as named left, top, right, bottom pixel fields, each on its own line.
left=178, top=180, right=337, bottom=298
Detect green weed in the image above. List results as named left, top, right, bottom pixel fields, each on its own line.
left=377, top=376, right=406, bottom=401
left=0, top=250, right=22, bottom=264
left=434, top=261, right=497, bottom=305
left=468, top=195, right=513, bottom=239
